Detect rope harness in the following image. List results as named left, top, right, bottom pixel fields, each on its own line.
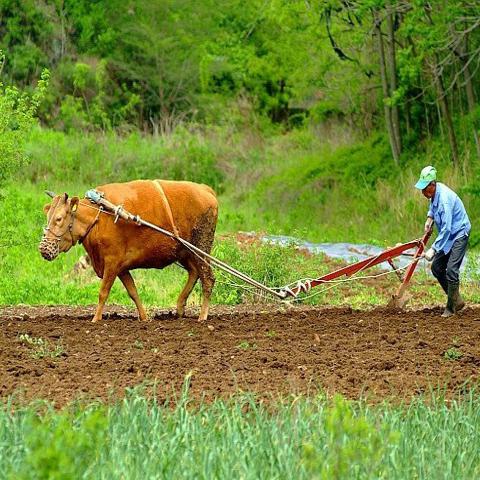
left=152, top=180, right=180, bottom=237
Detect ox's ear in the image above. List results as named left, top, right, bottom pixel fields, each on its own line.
left=43, top=203, right=51, bottom=215
left=70, top=196, right=80, bottom=213
left=63, top=193, right=69, bottom=202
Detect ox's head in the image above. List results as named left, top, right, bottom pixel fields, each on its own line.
left=39, top=192, right=80, bottom=261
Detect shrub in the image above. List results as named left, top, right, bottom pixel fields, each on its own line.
left=0, top=55, right=49, bottom=188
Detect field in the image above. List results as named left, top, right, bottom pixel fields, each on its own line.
left=1, top=304, right=480, bottom=406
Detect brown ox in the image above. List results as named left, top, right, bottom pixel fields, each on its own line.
left=39, top=180, right=218, bottom=322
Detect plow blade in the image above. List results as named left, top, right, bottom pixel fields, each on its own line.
left=388, top=288, right=412, bottom=309
left=387, top=229, right=432, bottom=309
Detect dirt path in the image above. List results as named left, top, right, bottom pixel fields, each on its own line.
left=1, top=305, right=480, bottom=406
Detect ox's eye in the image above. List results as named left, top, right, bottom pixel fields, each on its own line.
left=56, top=216, right=62, bottom=222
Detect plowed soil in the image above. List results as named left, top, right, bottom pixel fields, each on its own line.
left=1, top=305, right=480, bottom=406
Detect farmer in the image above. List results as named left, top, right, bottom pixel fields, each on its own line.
left=415, top=166, right=471, bottom=317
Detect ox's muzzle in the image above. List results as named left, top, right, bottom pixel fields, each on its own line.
left=39, top=237, right=60, bottom=261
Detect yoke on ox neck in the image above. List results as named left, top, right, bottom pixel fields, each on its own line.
left=85, top=189, right=104, bottom=204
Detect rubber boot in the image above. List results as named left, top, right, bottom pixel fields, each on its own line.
left=451, top=283, right=465, bottom=313
left=441, top=283, right=455, bottom=318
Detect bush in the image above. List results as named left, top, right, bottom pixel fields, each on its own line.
left=0, top=55, right=49, bottom=188
left=303, top=395, right=398, bottom=479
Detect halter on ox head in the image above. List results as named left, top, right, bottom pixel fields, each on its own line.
left=39, top=191, right=80, bottom=261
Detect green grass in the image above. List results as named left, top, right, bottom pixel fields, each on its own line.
left=1, top=386, right=480, bottom=479
left=10, top=125, right=480, bottom=247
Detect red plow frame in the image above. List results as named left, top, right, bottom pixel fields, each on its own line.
left=281, top=230, right=432, bottom=307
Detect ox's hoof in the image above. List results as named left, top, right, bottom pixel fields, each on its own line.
left=91, top=317, right=100, bottom=323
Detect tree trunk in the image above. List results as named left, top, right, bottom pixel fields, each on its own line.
left=374, top=12, right=400, bottom=165
left=386, top=1, right=401, bottom=154
left=424, top=6, right=459, bottom=166
left=460, top=33, right=480, bottom=160
left=433, top=65, right=459, bottom=166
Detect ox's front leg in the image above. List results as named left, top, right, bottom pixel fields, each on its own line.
left=119, top=271, right=147, bottom=321
left=92, top=268, right=118, bottom=323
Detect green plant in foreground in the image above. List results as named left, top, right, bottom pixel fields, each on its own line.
left=1, top=389, right=480, bottom=479
left=15, top=407, right=108, bottom=480
left=18, top=333, right=64, bottom=359
left=303, top=395, right=398, bottom=479
left=237, top=340, right=257, bottom=350
left=444, top=347, right=463, bottom=361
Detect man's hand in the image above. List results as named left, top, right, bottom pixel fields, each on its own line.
left=424, top=247, right=436, bottom=262
left=424, top=217, right=434, bottom=234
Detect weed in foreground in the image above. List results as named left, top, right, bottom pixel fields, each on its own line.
left=237, top=341, right=257, bottom=350
left=18, top=333, right=64, bottom=359
left=444, top=347, right=463, bottom=361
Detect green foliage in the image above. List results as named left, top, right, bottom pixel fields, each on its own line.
left=15, top=406, right=108, bottom=480
left=444, top=347, right=463, bottom=361
left=303, top=395, right=398, bottom=479
left=0, top=59, right=49, bottom=187
left=18, top=333, right=64, bottom=360
left=237, top=340, right=257, bottom=350
left=1, top=0, right=480, bottom=152
left=1, top=391, right=480, bottom=478
left=22, top=127, right=225, bottom=191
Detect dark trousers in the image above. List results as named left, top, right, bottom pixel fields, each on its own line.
left=431, top=235, right=469, bottom=293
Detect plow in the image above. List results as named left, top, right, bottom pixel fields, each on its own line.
left=81, top=188, right=432, bottom=309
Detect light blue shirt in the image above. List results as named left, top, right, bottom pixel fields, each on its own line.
left=428, top=182, right=471, bottom=254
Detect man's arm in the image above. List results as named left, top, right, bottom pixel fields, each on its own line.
left=424, top=216, right=434, bottom=233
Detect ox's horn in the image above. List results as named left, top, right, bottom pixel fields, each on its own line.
left=45, top=190, right=56, bottom=198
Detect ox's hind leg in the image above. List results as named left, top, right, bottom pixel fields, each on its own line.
left=177, top=264, right=199, bottom=318
left=119, top=271, right=147, bottom=321
left=197, top=262, right=215, bottom=322
left=191, top=206, right=217, bottom=322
